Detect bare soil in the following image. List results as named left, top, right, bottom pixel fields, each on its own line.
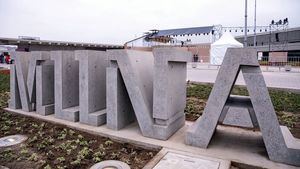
left=0, top=110, right=159, bottom=169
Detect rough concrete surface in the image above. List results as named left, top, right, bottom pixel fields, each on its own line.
left=186, top=48, right=300, bottom=166
left=75, top=50, right=108, bottom=126
left=51, top=51, right=79, bottom=122
left=106, top=48, right=191, bottom=140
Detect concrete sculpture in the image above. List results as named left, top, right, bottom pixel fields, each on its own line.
left=51, top=51, right=79, bottom=122
left=186, top=48, right=300, bottom=166
left=75, top=50, right=108, bottom=126
left=106, top=48, right=192, bottom=140
left=9, top=51, right=54, bottom=115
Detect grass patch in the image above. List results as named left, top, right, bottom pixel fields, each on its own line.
left=0, top=73, right=10, bottom=92
left=186, top=83, right=300, bottom=113
left=186, top=82, right=300, bottom=138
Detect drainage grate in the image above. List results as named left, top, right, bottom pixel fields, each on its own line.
left=90, top=160, right=130, bottom=169
left=0, top=135, right=28, bottom=147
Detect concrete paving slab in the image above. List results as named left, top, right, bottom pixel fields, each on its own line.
left=152, top=151, right=226, bottom=169
left=144, top=148, right=230, bottom=169
left=4, top=108, right=300, bottom=169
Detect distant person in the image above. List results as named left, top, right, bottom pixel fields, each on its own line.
left=5, top=54, right=10, bottom=64
left=0, top=53, right=4, bottom=63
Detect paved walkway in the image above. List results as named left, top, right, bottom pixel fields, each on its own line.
left=0, top=63, right=10, bottom=69
left=187, top=68, right=300, bottom=90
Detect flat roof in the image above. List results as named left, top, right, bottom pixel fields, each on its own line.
left=0, top=37, right=123, bottom=49
left=235, top=27, right=300, bottom=38
left=152, top=26, right=214, bottom=37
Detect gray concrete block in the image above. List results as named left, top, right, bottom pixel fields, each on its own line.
left=106, top=62, right=135, bottom=130
left=10, top=52, right=33, bottom=112
left=8, top=64, right=21, bottom=109
left=31, top=51, right=55, bottom=116
left=36, top=62, right=54, bottom=115
left=51, top=51, right=79, bottom=122
left=186, top=48, right=300, bottom=166
left=242, top=66, right=300, bottom=166
left=8, top=51, right=54, bottom=114
left=107, top=50, right=154, bottom=137
left=8, top=51, right=43, bottom=112
left=153, top=48, right=191, bottom=123
left=75, top=50, right=107, bottom=126
left=219, top=95, right=257, bottom=128
left=106, top=48, right=191, bottom=140
left=153, top=152, right=221, bottom=169
left=221, top=107, right=254, bottom=128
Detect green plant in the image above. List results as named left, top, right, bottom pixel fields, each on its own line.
left=31, top=123, right=39, bottom=128
left=1, top=124, right=10, bottom=132
left=77, top=134, right=84, bottom=139
left=57, top=166, right=66, bottom=169
left=15, top=126, right=22, bottom=132
left=57, top=129, right=67, bottom=140
left=110, top=152, right=120, bottom=159
left=46, top=150, right=54, bottom=158
left=28, top=136, right=38, bottom=144
left=0, top=74, right=10, bottom=92
left=68, top=129, right=75, bottom=136
left=70, top=158, right=81, bottom=166
left=78, top=147, right=92, bottom=159
left=278, top=112, right=298, bottom=129
left=79, top=140, right=89, bottom=146
left=92, top=151, right=106, bottom=162
left=56, top=157, right=66, bottom=163
left=39, top=160, right=47, bottom=166
left=28, top=153, right=38, bottom=161
left=44, top=164, right=51, bottom=169
left=0, top=148, right=14, bottom=160
left=20, top=147, right=29, bottom=155
left=104, top=140, right=113, bottom=146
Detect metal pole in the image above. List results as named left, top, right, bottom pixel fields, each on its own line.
left=244, top=0, right=248, bottom=47
left=254, top=0, right=257, bottom=47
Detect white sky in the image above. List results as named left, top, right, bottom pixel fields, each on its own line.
left=0, top=0, right=299, bottom=45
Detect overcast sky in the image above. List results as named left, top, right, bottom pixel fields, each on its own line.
left=0, top=0, right=299, bottom=45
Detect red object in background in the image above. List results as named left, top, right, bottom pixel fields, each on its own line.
left=5, top=55, right=10, bottom=64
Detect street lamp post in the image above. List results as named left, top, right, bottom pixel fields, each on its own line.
left=244, top=0, right=248, bottom=47
left=254, top=0, right=257, bottom=47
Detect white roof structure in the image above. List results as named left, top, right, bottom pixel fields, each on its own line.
left=210, top=32, right=243, bottom=65
left=0, top=45, right=18, bottom=52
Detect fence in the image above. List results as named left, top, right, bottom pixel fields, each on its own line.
left=259, top=56, right=300, bottom=72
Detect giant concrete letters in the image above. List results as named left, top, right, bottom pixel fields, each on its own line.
left=51, top=51, right=79, bottom=122
left=9, top=51, right=54, bottom=114
left=106, top=48, right=192, bottom=140
left=75, top=50, right=107, bottom=126
left=186, top=48, right=300, bottom=166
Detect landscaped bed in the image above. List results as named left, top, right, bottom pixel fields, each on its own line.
left=0, top=73, right=159, bottom=169
left=0, top=110, right=159, bottom=169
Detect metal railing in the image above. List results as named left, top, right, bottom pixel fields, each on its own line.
left=259, top=56, right=300, bottom=72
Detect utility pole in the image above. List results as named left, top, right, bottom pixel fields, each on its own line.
left=254, top=0, right=257, bottom=47
left=244, top=0, right=248, bottom=47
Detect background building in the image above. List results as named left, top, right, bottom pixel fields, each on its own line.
left=0, top=36, right=123, bottom=52
left=236, top=27, right=300, bottom=63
